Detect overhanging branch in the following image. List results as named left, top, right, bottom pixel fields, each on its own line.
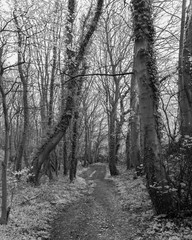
left=62, top=71, right=134, bottom=82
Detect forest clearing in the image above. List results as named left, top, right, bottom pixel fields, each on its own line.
left=1, top=0, right=192, bottom=239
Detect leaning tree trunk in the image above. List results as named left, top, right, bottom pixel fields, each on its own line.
left=179, top=0, right=192, bottom=136
left=31, top=0, right=104, bottom=185
left=132, top=0, right=177, bottom=215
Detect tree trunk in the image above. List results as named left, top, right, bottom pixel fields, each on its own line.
left=179, top=1, right=192, bottom=136
left=63, top=134, right=68, bottom=176
left=15, top=80, right=29, bottom=172
left=129, top=54, right=141, bottom=171
left=126, top=132, right=132, bottom=169
left=31, top=0, right=104, bottom=185
left=132, top=0, right=177, bottom=215
left=108, top=113, right=119, bottom=175
left=48, top=0, right=60, bottom=127
left=84, top=116, right=90, bottom=166
left=0, top=76, right=10, bottom=224
left=70, top=64, right=85, bottom=180
left=13, top=11, right=30, bottom=172
left=70, top=111, right=78, bottom=182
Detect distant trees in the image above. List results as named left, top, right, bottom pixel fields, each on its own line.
left=93, top=0, right=132, bottom=175
left=31, top=0, right=104, bottom=184
left=13, top=7, right=31, bottom=172
left=0, top=13, right=16, bottom=224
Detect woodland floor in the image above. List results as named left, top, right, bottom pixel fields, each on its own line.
left=50, top=164, right=143, bottom=240
left=0, top=162, right=192, bottom=239
left=50, top=163, right=192, bottom=240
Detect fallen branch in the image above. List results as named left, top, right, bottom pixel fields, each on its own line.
left=19, top=193, right=42, bottom=206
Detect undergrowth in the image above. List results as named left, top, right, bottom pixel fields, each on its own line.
left=110, top=164, right=192, bottom=240
left=0, top=170, right=88, bottom=240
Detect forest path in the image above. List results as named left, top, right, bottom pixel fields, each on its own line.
left=50, top=164, right=140, bottom=240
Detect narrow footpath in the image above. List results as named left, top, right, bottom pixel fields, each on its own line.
left=50, top=164, right=143, bottom=240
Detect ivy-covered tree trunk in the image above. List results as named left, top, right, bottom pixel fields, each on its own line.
left=69, top=66, right=85, bottom=181
left=179, top=1, right=192, bottom=136
left=131, top=0, right=177, bottom=215
left=31, top=0, right=104, bottom=185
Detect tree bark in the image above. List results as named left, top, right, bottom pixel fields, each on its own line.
left=132, top=0, right=176, bottom=214
left=48, top=0, right=59, bottom=127
left=13, top=11, right=30, bottom=172
left=0, top=74, right=9, bottom=224
left=179, top=1, right=192, bottom=136
left=63, top=134, right=68, bottom=176
left=69, top=65, right=85, bottom=181
left=70, top=111, right=78, bottom=182
left=129, top=51, right=141, bottom=170
left=108, top=111, right=119, bottom=175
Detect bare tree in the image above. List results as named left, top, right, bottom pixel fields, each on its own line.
left=13, top=7, right=31, bottom=171
left=93, top=0, right=132, bottom=175
left=31, top=0, right=104, bottom=185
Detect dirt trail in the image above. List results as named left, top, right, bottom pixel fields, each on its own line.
left=50, top=164, right=140, bottom=240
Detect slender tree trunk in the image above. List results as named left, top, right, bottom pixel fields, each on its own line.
left=132, top=0, right=176, bottom=214
left=15, top=80, right=29, bottom=171
left=108, top=112, right=119, bottom=175
left=31, top=0, right=104, bottom=185
left=63, top=134, right=68, bottom=176
left=13, top=11, right=30, bottom=171
left=0, top=76, right=10, bottom=224
left=126, top=132, right=132, bottom=169
left=70, top=111, right=78, bottom=182
left=179, top=0, right=192, bottom=136
left=84, top=114, right=90, bottom=166
left=115, top=118, right=123, bottom=163
left=48, top=0, right=59, bottom=127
